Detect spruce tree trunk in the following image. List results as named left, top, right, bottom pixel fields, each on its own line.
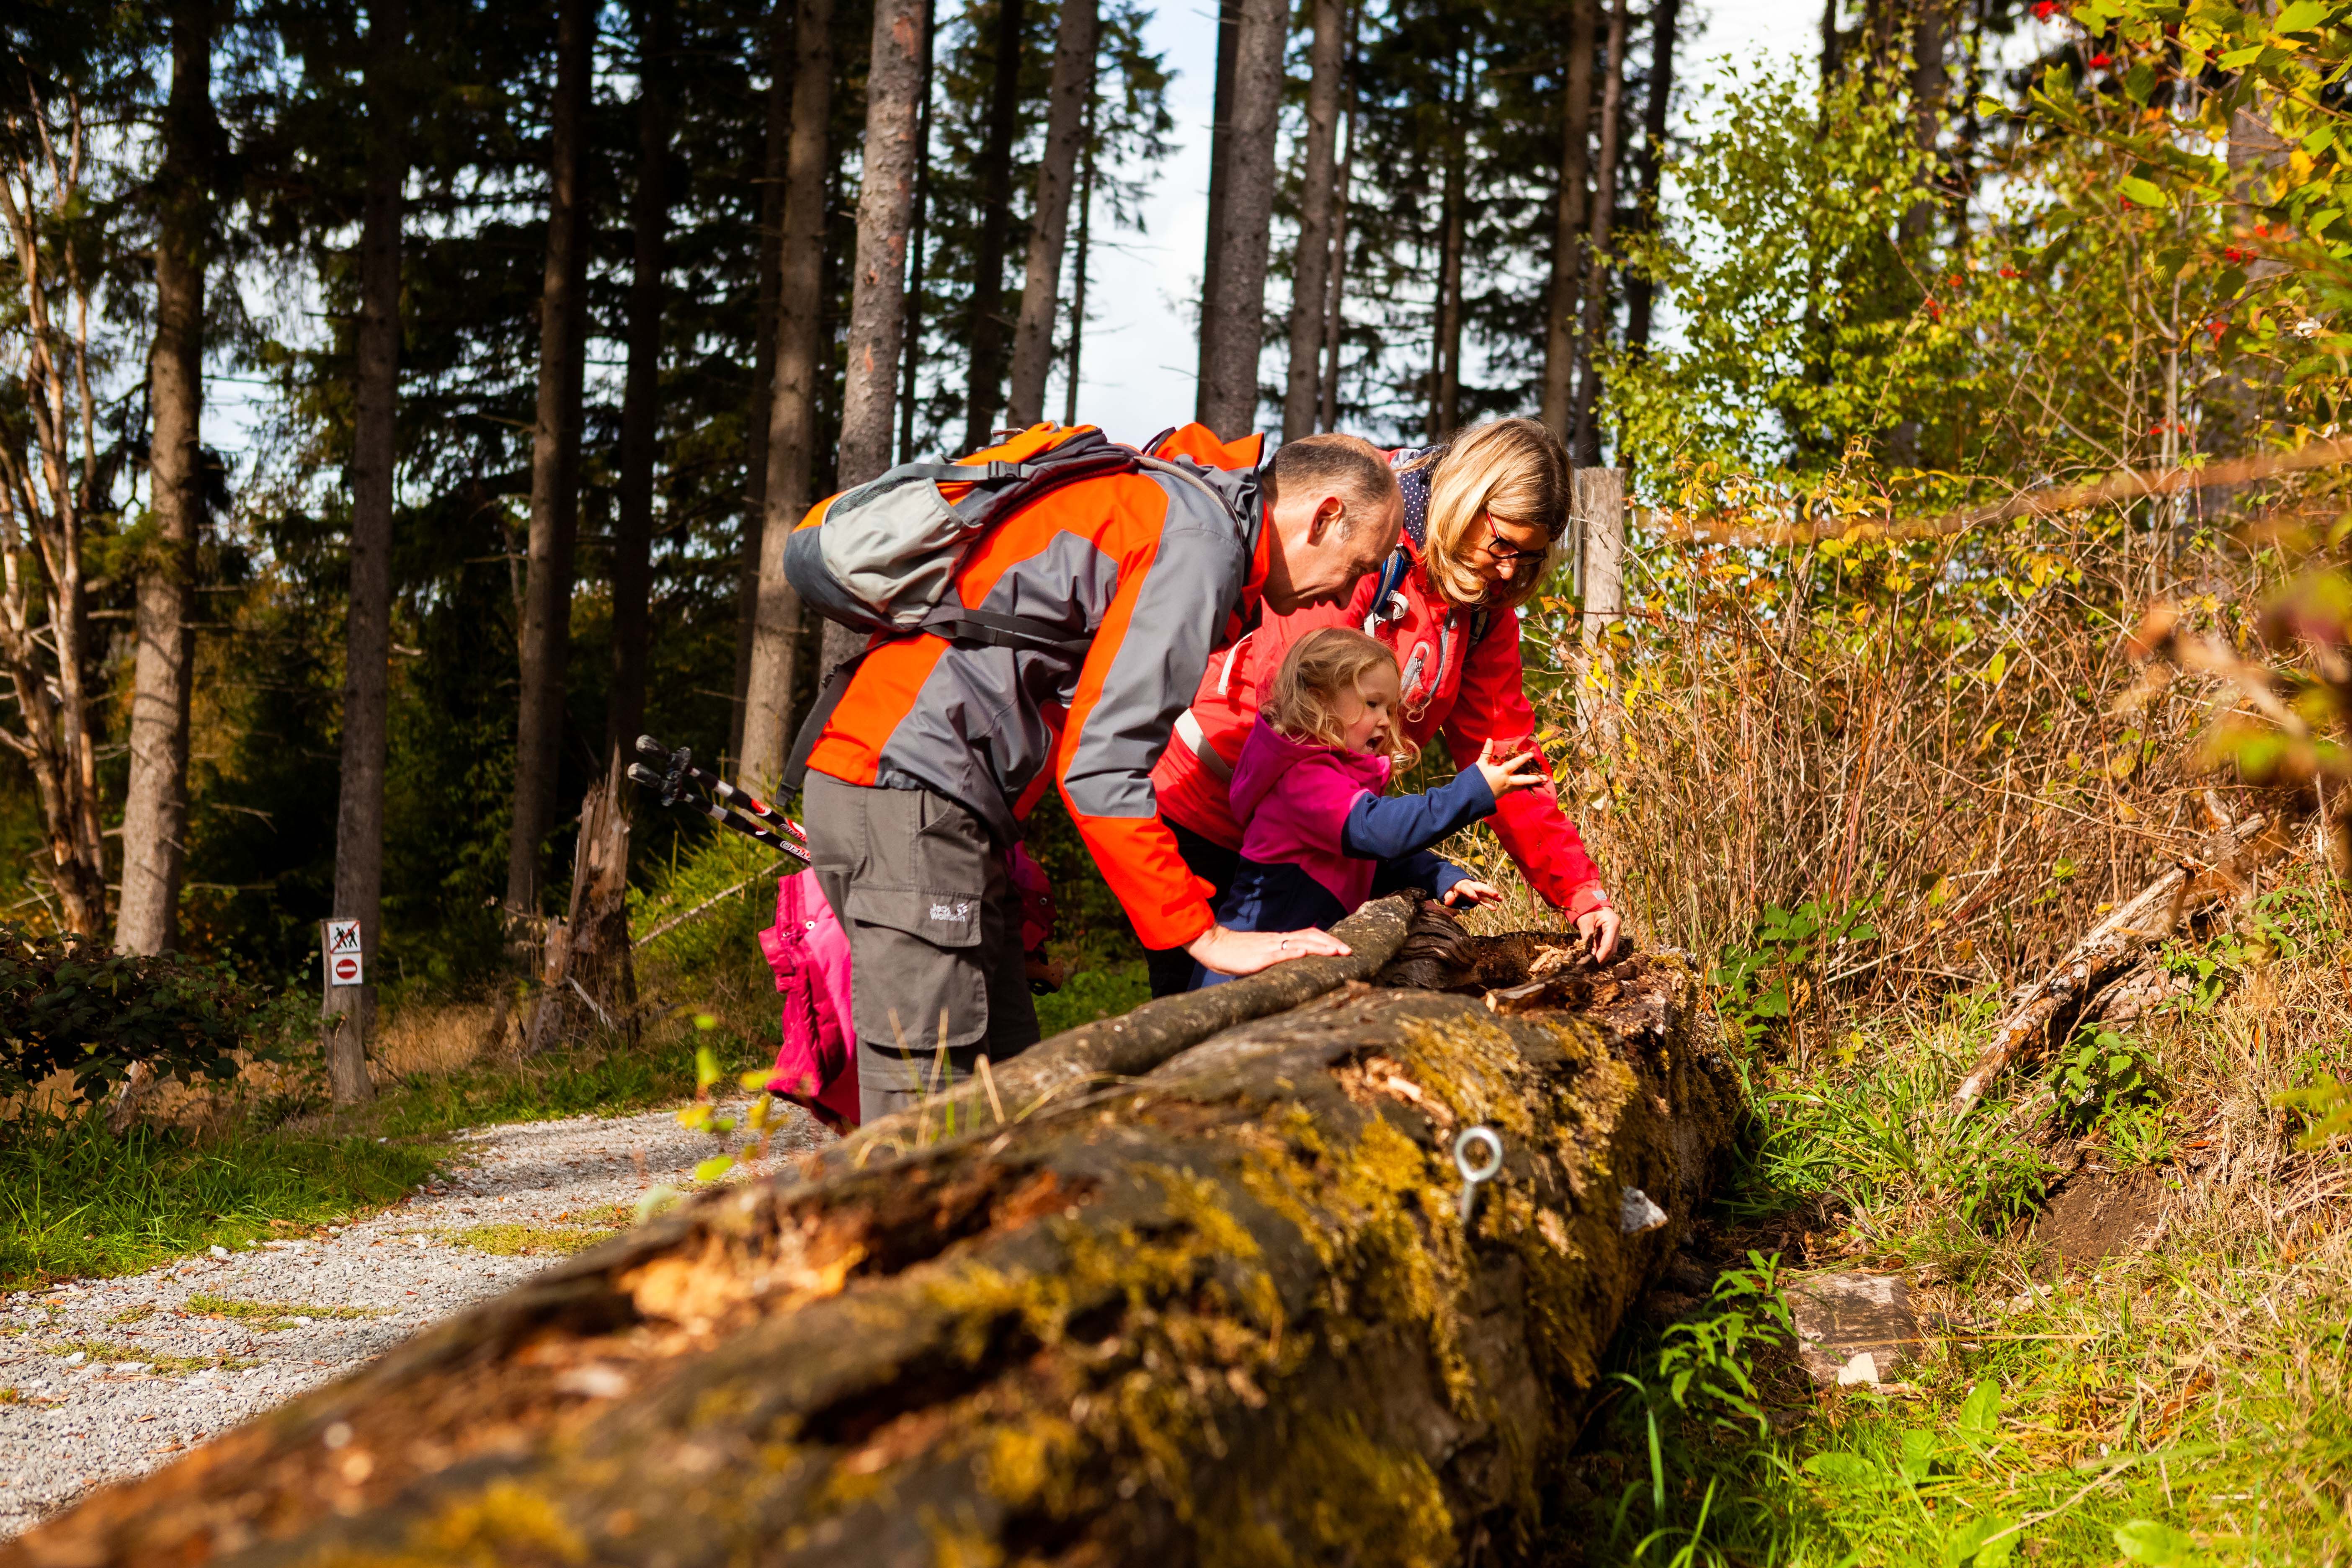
left=610, top=0, right=673, bottom=770
left=1280, top=0, right=1343, bottom=443
left=738, top=0, right=834, bottom=788
left=730, top=2, right=793, bottom=766
left=1621, top=0, right=1678, bottom=357
left=1319, top=78, right=1352, bottom=433
left=841, top=0, right=933, bottom=483
left=1195, top=0, right=1241, bottom=425
left=507, top=0, right=596, bottom=912
left=1568, top=0, right=1627, bottom=467
left=15, top=900, right=1738, bottom=1568
left=960, top=0, right=1026, bottom=455
left=1431, top=52, right=1468, bottom=441
left=1005, top=0, right=1099, bottom=428
left=320, top=0, right=407, bottom=1107
left=116, top=0, right=214, bottom=957
left=1539, top=0, right=1597, bottom=441
left=1889, top=0, right=1946, bottom=469
left=1063, top=90, right=1095, bottom=426
left=1195, top=0, right=1284, bottom=440
left=899, top=12, right=935, bottom=459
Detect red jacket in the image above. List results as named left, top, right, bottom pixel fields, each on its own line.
left=1152, top=530, right=1609, bottom=916
left=805, top=423, right=1268, bottom=952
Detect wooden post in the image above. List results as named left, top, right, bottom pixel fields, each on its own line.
left=1573, top=467, right=1625, bottom=743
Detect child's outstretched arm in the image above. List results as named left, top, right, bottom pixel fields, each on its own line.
left=1340, top=738, right=1537, bottom=863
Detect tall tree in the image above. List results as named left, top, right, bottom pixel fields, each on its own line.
left=1540, top=0, right=1598, bottom=440
left=738, top=0, right=833, bottom=787
left=0, top=70, right=113, bottom=934
left=1006, top=0, right=1099, bottom=428
left=1568, top=0, right=1627, bottom=465
left=505, top=0, right=596, bottom=913
left=1063, top=84, right=1095, bottom=427
left=842, top=0, right=929, bottom=479
left=1280, top=0, right=1344, bottom=442
left=732, top=3, right=793, bottom=765
left=608, top=0, right=674, bottom=771
left=1430, top=46, right=1470, bottom=440
left=899, top=6, right=935, bottom=460
left=960, top=0, right=1026, bottom=454
left=116, top=0, right=217, bottom=956
left=1622, top=0, right=1679, bottom=357
left=1318, top=69, right=1352, bottom=433
left=1196, top=0, right=1284, bottom=439
left=1194, top=0, right=1240, bottom=425
left=320, top=0, right=407, bottom=1104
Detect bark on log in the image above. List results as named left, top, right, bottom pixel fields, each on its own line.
left=1951, top=809, right=2275, bottom=1112
left=7, top=907, right=1736, bottom=1567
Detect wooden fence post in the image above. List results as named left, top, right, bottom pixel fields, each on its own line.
left=1573, top=467, right=1625, bottom=743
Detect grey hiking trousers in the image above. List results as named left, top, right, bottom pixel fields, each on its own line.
left=801, top=772, right=1039, bottom=1124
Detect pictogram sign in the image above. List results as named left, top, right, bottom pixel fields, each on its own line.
left=326, top=919, right=363, bottom=986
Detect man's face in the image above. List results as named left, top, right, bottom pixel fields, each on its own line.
left=1262, top=488, right=1402, bottom=616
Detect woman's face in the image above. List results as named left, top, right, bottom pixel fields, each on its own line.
left=1464, top=510, right=1553, bottom=591
left=1333, top=665, right=1401, bottom=754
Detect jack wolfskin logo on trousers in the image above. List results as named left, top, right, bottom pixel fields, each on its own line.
left=929, top=900, right=972, bottom=924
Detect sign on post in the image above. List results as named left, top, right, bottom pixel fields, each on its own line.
left=325, top=919, right=364, bottom=987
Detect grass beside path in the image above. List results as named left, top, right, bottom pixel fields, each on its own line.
left=0, top=1032, right=761, bottom=1292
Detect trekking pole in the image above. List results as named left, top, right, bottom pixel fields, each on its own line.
left=627, top=736, right=810, bottom=864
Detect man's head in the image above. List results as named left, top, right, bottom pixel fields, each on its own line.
left=1258, top=434, right=1402, bottom=615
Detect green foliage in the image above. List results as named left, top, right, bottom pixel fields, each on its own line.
left=2053, top=1026, right=2166, bottom=1138
left=1710, top=897, right=1881, bottom=1044
left=0, top=927, right=272, bottom=1109
left=1034, top=958, right=1151, bottom=1039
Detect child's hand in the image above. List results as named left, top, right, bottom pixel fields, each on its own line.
left=1442, top=879, right=1505, bottom=908
left=1473, top=738, right=1545, bottom=797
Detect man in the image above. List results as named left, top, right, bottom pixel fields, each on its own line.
left=800, top=425, right=1402, bottom=1121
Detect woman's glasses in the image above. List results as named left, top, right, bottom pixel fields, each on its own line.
left=1474, top=517, right=1551, bottom=567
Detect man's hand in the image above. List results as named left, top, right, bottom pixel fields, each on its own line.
left=1186, top=923, right=1350, bottom=977
left=1576, top=905, right=1622, bottom=963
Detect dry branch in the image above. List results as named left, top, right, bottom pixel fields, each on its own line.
left=1952, top=808, right=2276, bottom=1112
left=5, top=910, right=1736, bottom=1567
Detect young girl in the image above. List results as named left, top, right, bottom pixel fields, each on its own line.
left=1195, top=628, right=1544, bottom=987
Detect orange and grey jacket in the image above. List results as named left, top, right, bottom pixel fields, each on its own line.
left=800, top=423, right=1269, bottom=951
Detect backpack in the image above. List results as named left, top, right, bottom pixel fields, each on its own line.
left=778, top=423, right=1250, bottom=791
left=784, top=424, right=1142, bottom=656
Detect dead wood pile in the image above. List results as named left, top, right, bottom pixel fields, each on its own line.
left=7, top=898, right=1738, bottom=1568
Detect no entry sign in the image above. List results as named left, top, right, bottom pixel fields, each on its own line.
left=326, top=919, right=363, bottom=987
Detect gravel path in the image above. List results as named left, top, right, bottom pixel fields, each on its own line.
left=0, top=1099, right=829, bottom=1538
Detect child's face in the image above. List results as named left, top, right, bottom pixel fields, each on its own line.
left=1332, top=666, right=1400, bottom=754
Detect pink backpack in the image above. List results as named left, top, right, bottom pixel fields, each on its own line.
left=758, top=870, right=860, bottom=1131
left=758, top=848, right=1057, bottom=1134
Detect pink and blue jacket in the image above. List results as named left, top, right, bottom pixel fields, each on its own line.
left=1196, top=720, right=1494, bottom=987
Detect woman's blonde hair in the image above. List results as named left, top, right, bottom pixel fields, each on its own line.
left=1264, top=628, right=1418, bottom=767
left=1410, top=417, right=1571, bottom=611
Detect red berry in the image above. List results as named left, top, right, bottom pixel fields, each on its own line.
left=2090, top=51, right=2112, bottom=66
left=2033, top=0, right=2055, bottom=17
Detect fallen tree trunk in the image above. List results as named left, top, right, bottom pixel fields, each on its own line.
left=7, top=913, right=1736, bottom=1568
left=1952, top=807, right=2278, bottom=1112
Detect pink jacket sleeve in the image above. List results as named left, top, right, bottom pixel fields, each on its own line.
left=1436, top=610, right=1609, bottom=915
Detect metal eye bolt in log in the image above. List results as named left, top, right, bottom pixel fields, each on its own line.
left=5, top=897, right=1738, bottom=1568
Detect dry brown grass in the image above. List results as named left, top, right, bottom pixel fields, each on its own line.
left=371, top=1002, right=511, bottom=1080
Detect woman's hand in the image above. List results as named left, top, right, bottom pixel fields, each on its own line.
left=1576, top=905, right=1622, bottom=963
left=1473, top=738, right=1545, bottom=798
left=1186, top=923, right=1350, bottom=977
left=1441, top=879, right=1506, bottom=908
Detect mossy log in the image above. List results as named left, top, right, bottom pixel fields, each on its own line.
left=7, top=909, right=1737, bottom=1568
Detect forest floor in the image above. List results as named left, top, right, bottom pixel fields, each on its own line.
left=0, top=1095, right=830, bottom=1538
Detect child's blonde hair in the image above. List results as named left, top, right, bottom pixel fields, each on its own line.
left=1264, top=628, right=1418, bottom=767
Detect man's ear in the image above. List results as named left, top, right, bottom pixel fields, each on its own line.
left=1306, top=494, right=1346, bottom=543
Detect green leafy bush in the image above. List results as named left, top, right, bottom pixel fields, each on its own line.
left=0, top=926, right=268, bottom=1111
left=1710, top=897, right=1881, bottom=1044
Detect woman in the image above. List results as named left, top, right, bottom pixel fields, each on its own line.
left=1146, top=417, right=1620, bottom=996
